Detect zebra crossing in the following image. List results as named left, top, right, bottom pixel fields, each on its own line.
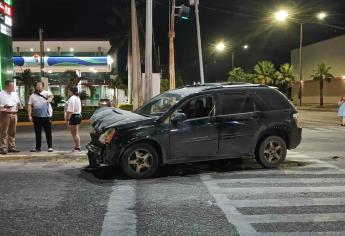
left=201, top=151, right=345, bottom=235
left=303, top=126, right=345, bottom=133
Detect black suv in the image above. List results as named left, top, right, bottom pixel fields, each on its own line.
left=86, top=83, right=302, bottom=179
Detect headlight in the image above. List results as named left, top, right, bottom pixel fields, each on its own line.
left=99, top=128, right=117, bottom=144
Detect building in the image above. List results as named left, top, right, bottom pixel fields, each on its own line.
left=12, top=39, right=121, bottom=105
left=291, top=35, right=345, bottom=104
left=0, top=0, right=13, bottom=89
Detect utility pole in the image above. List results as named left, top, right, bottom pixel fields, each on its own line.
left=298, top=23, right=303, bottom=107
left=145, top=0, right=153, bottom=101
left=39, top=28, right=44, bottom=78
left=130, top=0, right=142, bottom=109
left=194, top=0, right=205, bottom=84
left=169, top=0, right=176, bottom=90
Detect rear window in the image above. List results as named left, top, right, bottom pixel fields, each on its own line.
left=218, top=93, right=254, bottom=115
left=255, top=89, right=290, bottom=110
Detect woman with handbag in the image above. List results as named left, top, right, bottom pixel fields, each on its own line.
left=65, top=87, right=82, bottom=152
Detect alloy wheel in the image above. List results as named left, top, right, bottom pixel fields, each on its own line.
left=128, top=149, right=153, bottom=174
left=263, top=141, right=283, bottom=164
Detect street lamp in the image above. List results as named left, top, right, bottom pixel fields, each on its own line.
left=215, top=42, right=226, bottom=52
left=274, top=10, right=289, bottom=22
left=317, top=11, right=327, bottom=21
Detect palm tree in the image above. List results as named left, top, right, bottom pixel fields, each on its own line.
left=311, top=63, right=334, bottom=107
left=108, top=75, right=127, bottom=105
left=254, top=61, right=276, bottom=85
left=14, top=69, right=36, bottom=106
left=276, top=63, right=296, bottom=96
left=228, top=67, right=254, bottom=83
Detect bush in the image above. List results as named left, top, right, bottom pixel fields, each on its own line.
left=118, top=103, right=133, bottom=111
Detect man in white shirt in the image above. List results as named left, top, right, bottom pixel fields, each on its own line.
left=27, top=81, right=54, bottom=152
left=0, top=80, right=21, bottom=155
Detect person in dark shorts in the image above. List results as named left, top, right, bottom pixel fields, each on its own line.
left=65, top=87, right=82, bottom=152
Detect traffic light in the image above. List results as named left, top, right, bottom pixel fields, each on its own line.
left=178, top=4, right=190, bottom=20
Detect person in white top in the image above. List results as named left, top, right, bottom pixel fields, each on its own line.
left=65, top=87, right=82, bottom=152
left=0, top=80, right=21, bottom=154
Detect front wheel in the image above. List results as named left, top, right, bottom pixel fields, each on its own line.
left=121, top=143, right=159, bottom=179
left=255, top=136, right=287, bottom=168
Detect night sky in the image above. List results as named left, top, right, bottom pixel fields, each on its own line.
left=12, top=0, right=345, bottom=84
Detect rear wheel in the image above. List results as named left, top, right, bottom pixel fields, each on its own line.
left=121, top=143, right=159, bottom=179
left=255, top=136, right=287, bottom=168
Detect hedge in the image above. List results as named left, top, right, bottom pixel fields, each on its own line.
left=118, top=103, right=133, bottom=111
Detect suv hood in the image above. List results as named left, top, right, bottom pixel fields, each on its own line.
left=90, top=107, right=154, bottom=132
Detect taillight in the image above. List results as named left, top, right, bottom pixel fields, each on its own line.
left=293, top=113, right=300, bottom=127
left=99, top=128, right=117, bottom=144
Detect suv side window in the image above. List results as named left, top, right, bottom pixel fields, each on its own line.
left=218, top=93, right=254, bottom=115
left=176, top=95, right=215, bottom=120
left=255, top=89, right=290, bottom=110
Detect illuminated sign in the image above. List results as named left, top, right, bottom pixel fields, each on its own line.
left=0, top=2, right=12, bottom=16
left=4, top=15, right=11, bottom=26
left=4, top=0, right=12, bottom=6
left=0, top=23, right=11, bottom=36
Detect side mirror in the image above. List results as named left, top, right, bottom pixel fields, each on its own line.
left=171, top=112, right=187, bottom=124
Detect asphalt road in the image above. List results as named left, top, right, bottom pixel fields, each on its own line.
left=1, top=112, right=345, bottom=235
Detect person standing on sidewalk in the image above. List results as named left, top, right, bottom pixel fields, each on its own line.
left=27, top=81, right=54, bottom=152
left=338, top=96, right=345, bottom=126
left=0, top=80, right=21, bottom=155
left=65, top=87, right=82, bottom=152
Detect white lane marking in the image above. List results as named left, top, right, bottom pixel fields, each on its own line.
left=212, top=177, right=345, bottom=184
left=256, top=232, right=345, bottom=236
left=244, top=213, right=345, bottom=224
left=101, top=180, right=137, bottom=236
left=224, top=198, right=345, bottom=207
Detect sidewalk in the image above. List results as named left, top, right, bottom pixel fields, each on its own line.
left=299, top=109, right=339, bottom=127
left=0, top=151, right=88, bottom=162
left=17, top=120, right=91, bottom=127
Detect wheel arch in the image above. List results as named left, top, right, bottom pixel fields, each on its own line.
left=255, top=127, right=289, bottom=154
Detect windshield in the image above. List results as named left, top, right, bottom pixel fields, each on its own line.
left=136, top=92, right=184, bottom=117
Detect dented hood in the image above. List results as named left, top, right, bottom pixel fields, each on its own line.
left=90, top=107, right=154, bottom=132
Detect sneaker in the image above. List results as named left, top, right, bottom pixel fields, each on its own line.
left=8, top=149, right=20, bottom=153
left=30, top=148, right=41, bottom=152
left=73, top=147, right=81, bottom=153
left=48, top=148, right=54, bottom=152
left=0, top=149, right=7, bottom=155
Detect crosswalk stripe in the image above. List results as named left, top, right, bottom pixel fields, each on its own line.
left=223, top=198, right=345, bottom=207
left=255, top=232, right=345, bottom=236
left=243, top=213, right=345, bottom=223
left=210, top=177, right=345, bottom=184
left=100, top=180, right=137, bottom=236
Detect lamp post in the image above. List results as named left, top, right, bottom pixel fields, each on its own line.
left=193, top=0, right=205, bottom=84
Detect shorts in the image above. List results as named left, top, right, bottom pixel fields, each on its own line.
left=69, top=114, right=82, bottom=125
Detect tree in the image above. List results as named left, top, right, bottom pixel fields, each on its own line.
left=254, top=61, right=276, bottom=85
left=108, top=75, right=127, bottom=105
left=228, top=67, right=255, bottom=83
left=311, top=63, right=334, bottom=107
left=275, top=63, right=296, bottom=96
left=160, top=65, right=183, bottom=93
left=14, top=69, right=37, bottom=105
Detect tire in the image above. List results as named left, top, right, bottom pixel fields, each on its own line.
left=121, top=143, right=159, bottom=179
left=87, top=151, right=100, bottom=168
left=255, top=136, right=287, bottom=168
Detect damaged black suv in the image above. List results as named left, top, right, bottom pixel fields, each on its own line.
left=86, top=83, right=302, bottom=179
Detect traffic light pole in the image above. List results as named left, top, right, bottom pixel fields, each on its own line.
left=195, top=0, right=205, bottom=84
left=169, top=0, right=176, bottom=90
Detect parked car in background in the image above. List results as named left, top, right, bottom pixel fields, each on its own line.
left=86, top=83, right=302, bottom=179
left=98, top=99, right=112, bottom=107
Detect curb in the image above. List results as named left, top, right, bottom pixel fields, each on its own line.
left=0, top=152, right=88, bottom=162
left=17, top=120, right=91, bottom=127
